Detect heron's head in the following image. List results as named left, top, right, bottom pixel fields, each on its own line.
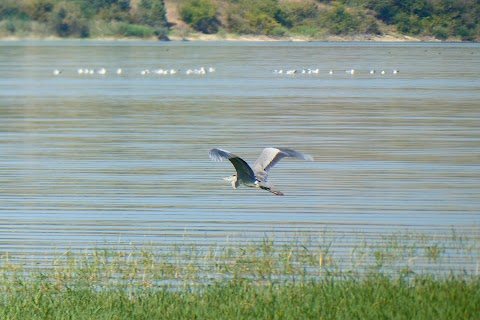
left=223, top=174, right=239, bottom=189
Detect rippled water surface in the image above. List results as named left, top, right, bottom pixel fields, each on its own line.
left=0, top=41, right=479, bottom=271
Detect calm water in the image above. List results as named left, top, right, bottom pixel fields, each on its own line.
left=0, top=41, right=479, bottom=271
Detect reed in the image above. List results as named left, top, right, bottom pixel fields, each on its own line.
left=1, top=230, right=479, bottom=319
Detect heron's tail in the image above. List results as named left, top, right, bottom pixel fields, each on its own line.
left=258, top=185, right=284, bottom=196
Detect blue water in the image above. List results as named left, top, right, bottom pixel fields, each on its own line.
left=0, top=42, right=479, bottom=271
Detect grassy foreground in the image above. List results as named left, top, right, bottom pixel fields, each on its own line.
left=2, top=275, right=479, bottom=319
left=1, top=232, right=479, bottom=319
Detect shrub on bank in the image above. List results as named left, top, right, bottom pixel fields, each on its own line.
left=180, top=0, right=220, bottom=34
left=50, top=1, right=89, bottom=38
left=119, top=23, right=155, bottom=38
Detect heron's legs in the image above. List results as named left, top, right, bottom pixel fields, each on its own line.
left=257, top=184, right=284, bottom=196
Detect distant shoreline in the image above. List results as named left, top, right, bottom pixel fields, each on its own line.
left=168, top=32, right=435, bottom=42
left=0, top=32, right=461, bottom=43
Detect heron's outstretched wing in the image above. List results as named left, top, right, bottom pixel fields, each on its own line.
left=252, top=147, right=313, bottom=182
left=208, top=148, right=256, bottom=184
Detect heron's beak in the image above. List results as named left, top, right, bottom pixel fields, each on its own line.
left=223, top=175, right=236, bottom=182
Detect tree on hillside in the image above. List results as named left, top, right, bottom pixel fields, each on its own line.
left=366, top=0, right=479, bottom=40
left=180, top=0, right=219, bottom=34
left=276, top=1, right=318, bottom=28
left=22, top=0, right=55, bottom=23
left=226, top=0, right=282, bottom=35
left=50, top=1, right=89, bottom=37
left=136, top=0, right=167, bottom=28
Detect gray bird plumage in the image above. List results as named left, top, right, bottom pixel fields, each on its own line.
left=208, top=147, right=313, bottom=195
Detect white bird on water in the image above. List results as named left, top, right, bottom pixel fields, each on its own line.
left=208, top=147, right=313, bottom=196
left=53, top=69, right=62, bottom=75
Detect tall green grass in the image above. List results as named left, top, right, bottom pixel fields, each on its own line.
left=2, top=275, right=479, bottom=319
left=1, top=230, right=479, bottom=319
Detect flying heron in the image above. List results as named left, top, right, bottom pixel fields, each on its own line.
left=208, top=147, right=313, bottom=196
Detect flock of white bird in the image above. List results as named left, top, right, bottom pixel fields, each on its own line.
left=52, top=67, right=216, bottom=76
left=53, top=66, right=400, bottom=76
left=274, top=68, right=400, bottom=75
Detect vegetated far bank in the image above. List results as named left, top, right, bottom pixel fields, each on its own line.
left=0, top=0, right=169, bottom=40
left=0, top=0, right=478, bottom=41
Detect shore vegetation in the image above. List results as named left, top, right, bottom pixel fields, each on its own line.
left=1, top=230, right=479, bottom=318
left=0, top=0, right=168, bottom=39
left=0, top=0, right=478, bottom=41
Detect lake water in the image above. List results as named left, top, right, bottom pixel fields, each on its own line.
left=0, top=41, right=479, bottom=273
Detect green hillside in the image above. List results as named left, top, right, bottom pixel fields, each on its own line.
left=0, top=0, right=478, bottom=41
left=0, top=0, right=169, bottom=39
